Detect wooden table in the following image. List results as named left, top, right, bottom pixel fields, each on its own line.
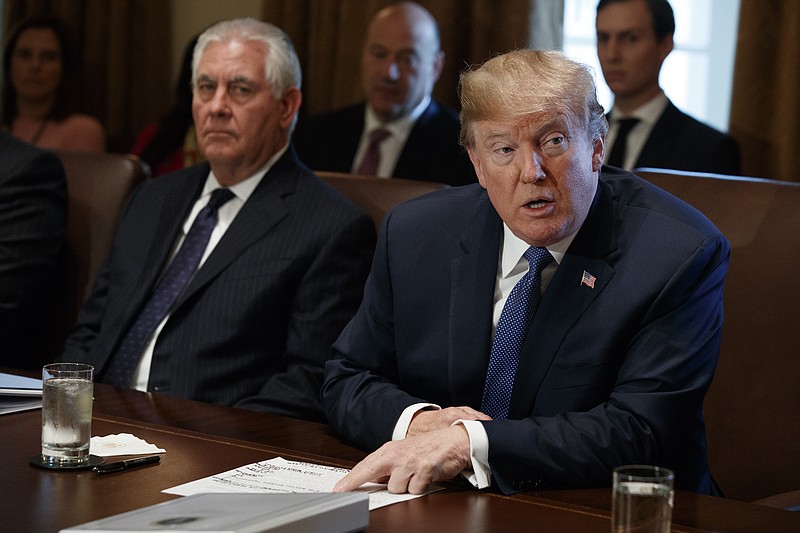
left=2, top=381, right=798, bottom=532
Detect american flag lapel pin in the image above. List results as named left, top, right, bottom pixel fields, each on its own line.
left=580, top=270, right=596, bottom=289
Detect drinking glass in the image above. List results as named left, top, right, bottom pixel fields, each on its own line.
left=612, top=465, right=674, bottom=533
left=40, top=363, right=94, bottom=466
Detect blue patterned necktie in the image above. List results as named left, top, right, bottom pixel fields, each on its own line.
left=102, top=188, right=235, bottom=386
left=481, top=246, right=554, bottom=420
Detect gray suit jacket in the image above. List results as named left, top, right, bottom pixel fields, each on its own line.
left=62, top=149, right=375, bottom=421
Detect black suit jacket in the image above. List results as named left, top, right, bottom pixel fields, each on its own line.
left=323, top=168, right=729, bottom=494
left=293, top=100, right=476, bottom=186
left=0, top=132, right=67, bottom=370
left=615, top=100, right=741, bottom=175
left=61, top=149, right=375, bottom=421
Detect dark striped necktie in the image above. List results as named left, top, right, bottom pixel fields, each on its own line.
left=102, top=188, right=235, bottom=386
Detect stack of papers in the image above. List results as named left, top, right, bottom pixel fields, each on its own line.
left=0, top=372, right=42, bottom=415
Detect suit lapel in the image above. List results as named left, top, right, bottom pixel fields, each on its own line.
left=123, top=167, right=206, bottom=316
left=297, top=103, right=364, bottom=173
left=508, top=182, right=619, bottom=418
left=339, top=105, right=366, bottom=171
left=448, top=196, right=503, bottom=407
left=393, top=101, right=436, bottom=179
left=635, top=100, right=679, bottom=167
left=172, top=151, right=298, bottom=308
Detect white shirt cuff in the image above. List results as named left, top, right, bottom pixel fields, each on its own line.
left=454, top=419, right=491, bottom=489
left=391, top=402, right=440, bottom=441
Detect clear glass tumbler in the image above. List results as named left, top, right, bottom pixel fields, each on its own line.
left=40, top=363, right=94, bottom=466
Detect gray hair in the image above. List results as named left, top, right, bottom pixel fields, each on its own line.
left=192, top=18, right=302, bottom=95
left=459, top=49, right=607, bottom=149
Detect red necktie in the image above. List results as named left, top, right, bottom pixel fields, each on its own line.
left=356, top=128, right=390, bottom=176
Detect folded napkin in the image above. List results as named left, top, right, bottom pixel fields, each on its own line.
left=90, top=433, right=166, bottom=457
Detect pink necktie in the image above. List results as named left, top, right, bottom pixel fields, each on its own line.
left=356, top=128, right=390, bottom=176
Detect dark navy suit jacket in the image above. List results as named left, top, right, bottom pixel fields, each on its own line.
left=0, top=132, right=67, bottom=370
left=61, top=149, right=375, bottom=421
left=293, top=100, right=476, bottom=186
left=616, top=100, right=741, bottom=175
left=323, top=168, right=729, bottom=494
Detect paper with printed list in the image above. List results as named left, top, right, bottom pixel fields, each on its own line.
left=163, top=456, right=443, bottom=511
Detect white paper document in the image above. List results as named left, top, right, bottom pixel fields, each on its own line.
left=0, top=372, right=42, bottom=415
left=164, top=457, right=443, bottom=511
left=0, top=372, right=43, bottom=394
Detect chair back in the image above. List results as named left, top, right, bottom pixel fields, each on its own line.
left=635, top=167, right=800, bottom=502
left=44, top=150, right=148, bottom=358
left=316, top=171, right=448, bottom=231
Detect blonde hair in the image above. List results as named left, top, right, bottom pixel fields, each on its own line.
left=459, top=49, right=607, bottom=148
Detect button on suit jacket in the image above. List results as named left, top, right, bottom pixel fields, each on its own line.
left=323, top=168, right=729, bottom=493
left=61, top=149, right=376, bottom=421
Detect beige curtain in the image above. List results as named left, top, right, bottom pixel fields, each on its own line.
left=729, top=0, right=800, bottom=182
left=4, top=0, right=172, bottom=153
left=262, top=0, right=533, bottom=118
left=4, top=0, right=536, bottom=149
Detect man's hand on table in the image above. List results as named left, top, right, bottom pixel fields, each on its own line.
left=333, top=424, right=473, bottom=494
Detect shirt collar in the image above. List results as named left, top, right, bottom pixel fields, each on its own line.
left=364, top=95, right=431, bottom=140
left=203, top=143, right=289, bottom=202
left=500, top=223, right=578, bottom=278
left=611, top=91, right=668, bottom=128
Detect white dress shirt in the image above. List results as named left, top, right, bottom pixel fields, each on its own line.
left=392, top=224, right=577, bottom=488
left=606, top=91, right=668, bottom=170
left=131, top=145, right=288, bottom=391
left=352, top=96, right=431, bottom=178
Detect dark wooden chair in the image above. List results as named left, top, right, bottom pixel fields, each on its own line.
left=316, top=171, right=448, bottom=231
left=635, top=167, right=800, bottom=508
left=39, top=150, right=148, bottom=361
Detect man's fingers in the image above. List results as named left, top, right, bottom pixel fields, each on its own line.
left=334, top=457, right=385, bottom=492
left=386, top=469, right=413, bottom=494
left=332, top=472, right=353, bottom=492
left=334, top=470, right=369, bottom=492
left=406, top=472, right=435, bottom=495
left=336, top=427, right=470, bottom=495
left=333, top=463, right=378, bottom=492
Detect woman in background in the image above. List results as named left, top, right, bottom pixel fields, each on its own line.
left=1, top=16, right=105, bottom=152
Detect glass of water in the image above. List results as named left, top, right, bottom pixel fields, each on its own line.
left=612, top=465, right=674, bottom=533
left=40, top=363, right=94, bottom=466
